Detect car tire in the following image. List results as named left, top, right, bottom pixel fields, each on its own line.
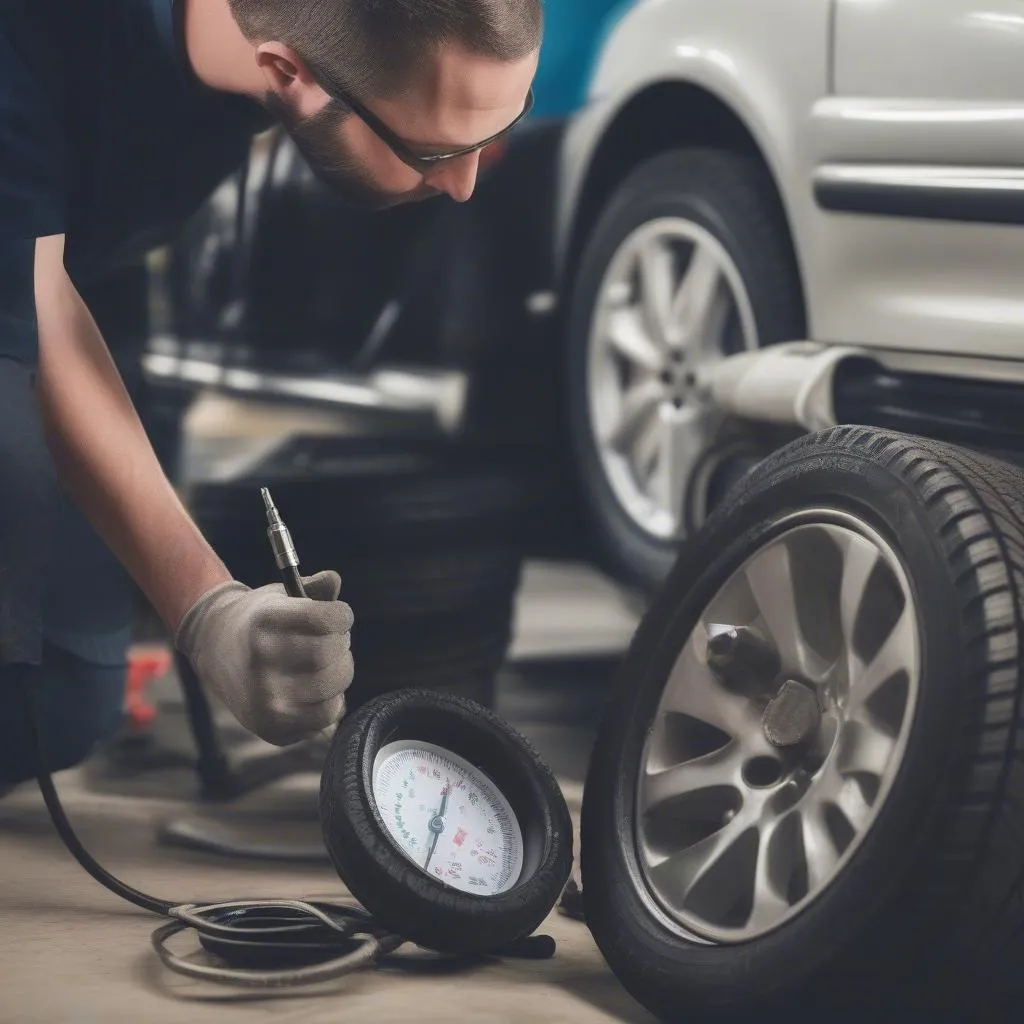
left=581, top=426, right=1024, bottom=1018
left=191, top=442, right=531, bottom=627
left=566, top=148, right=805, bottom=594
left=211, top=539, right=525, bottom=622
left=188, top=438, right=549, bottom=550
left=188, top=439, right=530, bottom=710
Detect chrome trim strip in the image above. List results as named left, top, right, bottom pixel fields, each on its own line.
left=141, top=349, right=468, bottom=433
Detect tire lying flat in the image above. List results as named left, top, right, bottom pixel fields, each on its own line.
left=581, top=426, right=1024, bottom=1018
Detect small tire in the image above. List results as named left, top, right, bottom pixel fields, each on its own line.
left=566, top=148, right=804, bottom=594
left=320, top=689, right=574, bottom=955
left=581, top=426, right=1024, bottom=1018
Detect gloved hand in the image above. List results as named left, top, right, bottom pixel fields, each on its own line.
left=175, top=570, right=354, bottom=746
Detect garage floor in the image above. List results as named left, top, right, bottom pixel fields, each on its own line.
left=0, top=563, right=658, bottom=1024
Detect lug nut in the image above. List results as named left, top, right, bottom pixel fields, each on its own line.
left=762, top=679, right=822, bottom=749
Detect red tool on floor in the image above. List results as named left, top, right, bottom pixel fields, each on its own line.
left=124, top=646, right=172, bottom=730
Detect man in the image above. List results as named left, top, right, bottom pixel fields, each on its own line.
left=0, top=0, right=541, bottom=784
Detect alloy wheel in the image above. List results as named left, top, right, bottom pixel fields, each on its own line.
left=586, top=218, right=759, bottom=542
left=635, top=511, right=921, bottom=943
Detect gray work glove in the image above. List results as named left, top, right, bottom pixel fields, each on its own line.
left=175, top=570, right=354, bottom=747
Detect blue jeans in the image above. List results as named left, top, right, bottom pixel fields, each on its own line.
left=0, top=640, right=128, bottom=784
left=0, top=267, right=152, bottom=785
left=0, top=456, right=136, bottom=786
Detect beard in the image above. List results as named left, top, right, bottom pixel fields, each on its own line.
left=262, top=94, right=438, bottom=212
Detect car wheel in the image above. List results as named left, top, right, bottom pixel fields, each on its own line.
left=581, top=426, right=1024, bottom=1018
left=566, top=148, right=804, bottom=594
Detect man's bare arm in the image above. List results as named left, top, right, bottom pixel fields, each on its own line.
left=33, top=233, right=231, bottom=632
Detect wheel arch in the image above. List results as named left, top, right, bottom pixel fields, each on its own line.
left=558, top=81, right=808, bottom=338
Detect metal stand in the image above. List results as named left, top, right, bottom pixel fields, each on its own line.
left=156, top=654, right=328, bottom=863
left=175, top=653, right=326, bottom=802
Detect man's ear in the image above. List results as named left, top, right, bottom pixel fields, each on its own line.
left=255, top=42, right=326, bottom=119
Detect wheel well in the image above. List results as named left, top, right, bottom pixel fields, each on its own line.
left=563, top=81, right=804, bottom=319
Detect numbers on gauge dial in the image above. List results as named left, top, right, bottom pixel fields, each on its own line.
left=371, top=740, right=525, bottom=896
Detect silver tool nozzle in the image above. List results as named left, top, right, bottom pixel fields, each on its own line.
left=260, top=486, right=299, bottom=570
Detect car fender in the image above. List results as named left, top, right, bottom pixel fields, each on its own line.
left=554, top=0, right=834, bottom=285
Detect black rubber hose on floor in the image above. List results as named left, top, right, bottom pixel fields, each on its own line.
left=14, top=667, right=390, bottom=986
left=15, top=668, right=555, bottom=986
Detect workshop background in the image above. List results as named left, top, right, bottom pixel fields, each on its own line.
left=2, top=3, right=653, bottom=1021
left=9, top=0, right=1024, bottom=1020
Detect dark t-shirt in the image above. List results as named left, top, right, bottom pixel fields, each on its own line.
left=0, top=0, right=269, bottom=666
left=0, top=0, right=269, bottom=362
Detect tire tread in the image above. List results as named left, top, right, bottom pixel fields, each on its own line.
left=582, top=424, right=1024, bottom=1016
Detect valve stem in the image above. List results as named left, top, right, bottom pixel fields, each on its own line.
left=705, top=624, right=781, bottom=697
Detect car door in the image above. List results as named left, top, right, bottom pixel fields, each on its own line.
left=806, top=0, right=1024, bottom=362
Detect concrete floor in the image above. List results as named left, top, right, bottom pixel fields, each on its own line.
left=0, top=562, right=657, bottom=1024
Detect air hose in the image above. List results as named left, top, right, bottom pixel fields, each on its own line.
left=15, top=671, right=552, bottom=989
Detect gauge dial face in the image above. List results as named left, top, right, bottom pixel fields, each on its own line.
left=371, top=740, right=525, bottom=896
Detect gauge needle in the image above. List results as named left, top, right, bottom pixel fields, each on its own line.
left=423, top=782, right=450, bottom=872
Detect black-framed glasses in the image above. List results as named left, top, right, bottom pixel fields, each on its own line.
left=314, top=72, right=535, bottom=174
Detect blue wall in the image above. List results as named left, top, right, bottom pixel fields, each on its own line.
left=530, top=0, right=637, bottom=119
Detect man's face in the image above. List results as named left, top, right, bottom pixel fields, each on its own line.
left=267, top=44, right=538, bottom=211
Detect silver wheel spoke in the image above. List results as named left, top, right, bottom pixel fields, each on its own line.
left=744, top=540, right=832, bottom=681
left=638, top=240, right=676, bottom=347
left=645, top=807, right=754, bottom=911
left=836, top=718, right=896, bottom=778
left=800, top=802, right=840, bottom=891
left=652, top=405, right=708, bottom=527
left=835, top=776, right=873, bottom=832
left=604, top=377, right=663, bottom=452
left=696, top=288, right=732, bottom=355
left=630, top=407, right=664, bottom=483
left=838, top=533, right=880, bottom=650
left=606, top=307, right=665, bottom=373
left=672, top=246, right=722, bottom=347
left=848, top=607, right=916, bottom=714
left=747, top=817, right=795, bottom=932
left=640, top=742, right=744, bottom=813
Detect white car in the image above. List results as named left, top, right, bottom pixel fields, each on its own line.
left=570, top=1, right=1024, bottom=1018
left=556, top=0, right=1024, bottom=593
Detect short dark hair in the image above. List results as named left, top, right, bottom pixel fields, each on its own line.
left=228, top=0, right=543, bottom=100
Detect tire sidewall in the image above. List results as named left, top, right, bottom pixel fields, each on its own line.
left=582, top=442, right=973, bottom=1012
left=566, top=149, right=803, bottom=594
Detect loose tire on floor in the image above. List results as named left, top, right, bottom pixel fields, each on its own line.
left=581, top=425, right=1024, bottom=1019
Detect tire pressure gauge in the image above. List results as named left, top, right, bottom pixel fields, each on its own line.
left=372, top=739, right=525, bottom=895
left=319, top=689, right=573, bottom=956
